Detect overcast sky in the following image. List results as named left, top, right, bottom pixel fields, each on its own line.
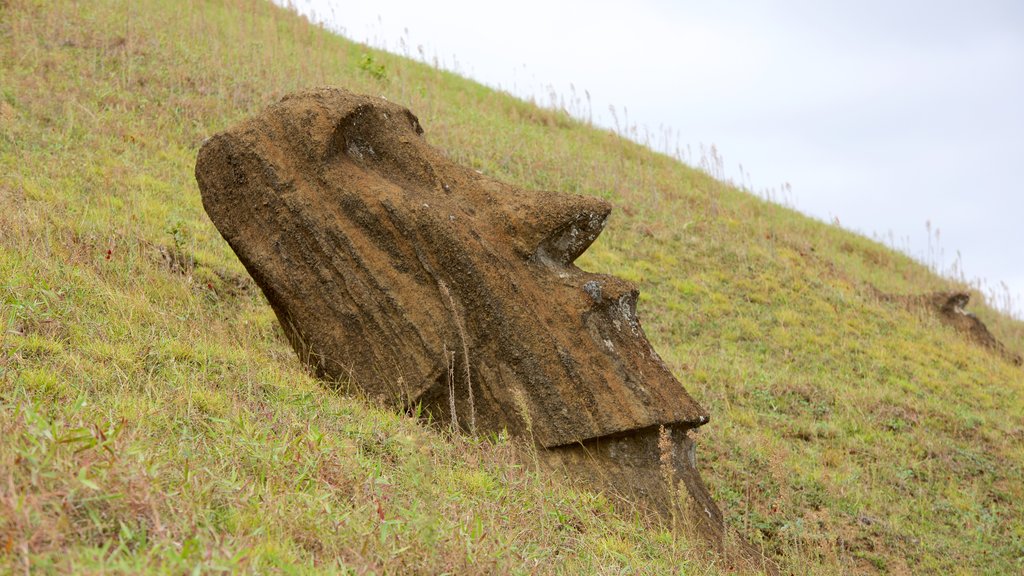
left=282, top=0, right=1023, bottom=316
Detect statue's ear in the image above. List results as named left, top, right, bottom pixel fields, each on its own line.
left=500, top=191, right=611, bottom=266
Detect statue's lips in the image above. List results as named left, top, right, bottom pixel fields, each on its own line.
left=195, top=87, right=709, bottom=448
left=496, top=265, right=710, bottom=447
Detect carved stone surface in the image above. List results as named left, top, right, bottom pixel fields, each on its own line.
left=194, top=88, right=746, bottom=555
left=880, top=291, right=1022, bottom=366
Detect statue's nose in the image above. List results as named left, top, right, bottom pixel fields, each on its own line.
left=491, top=188, right=611, bottom=266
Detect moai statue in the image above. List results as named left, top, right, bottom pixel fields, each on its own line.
left=196, top=88, right=740, bottom=553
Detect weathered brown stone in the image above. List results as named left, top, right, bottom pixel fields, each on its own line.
left=194, top=88, right=748, bottom=556
left=879, top=290, right=1022, bottom=366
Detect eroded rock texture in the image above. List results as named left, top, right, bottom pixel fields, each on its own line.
left=195, top=88, right=734, bottom=549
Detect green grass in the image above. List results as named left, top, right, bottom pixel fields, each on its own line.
left=2, top=0, right=1023, bottom=573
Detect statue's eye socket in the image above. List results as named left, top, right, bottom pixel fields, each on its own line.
left=325, top=103, right=440, bottom=192
left=326, top=104, right=424, bottom=162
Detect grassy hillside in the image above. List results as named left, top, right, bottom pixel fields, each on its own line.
left=2, top=0, right=1022, bottom=573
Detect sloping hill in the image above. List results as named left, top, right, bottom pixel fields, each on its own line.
left=2, top=1, right=1022, bottom=573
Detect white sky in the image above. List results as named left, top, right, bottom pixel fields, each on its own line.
left=281, top=0, right=1023, bottom=315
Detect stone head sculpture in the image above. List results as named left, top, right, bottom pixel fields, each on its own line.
left=196, top=87, right=708, bottom=445
left=195, top=89, right=742, bottom=554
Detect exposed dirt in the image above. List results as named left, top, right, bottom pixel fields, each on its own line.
left=195, top=87, right=764, bottom=564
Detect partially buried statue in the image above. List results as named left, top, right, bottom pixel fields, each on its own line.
left=195, top=88, right=740, bottom=554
